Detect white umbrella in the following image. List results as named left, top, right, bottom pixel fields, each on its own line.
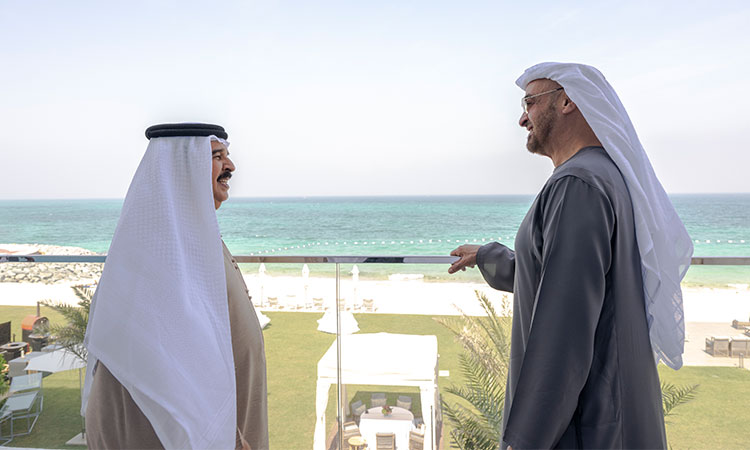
left=25, top=348, right=86, bottom=373
left=259, top=263, right=267, bottom=307
left=302, top=264, right=310, bottom=306
left=351, top=265, right=360, bottom=307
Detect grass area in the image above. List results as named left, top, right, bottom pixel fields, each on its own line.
left=658, top=365, right=750, bottom=449
left=2, top=306, right=750, bottom=449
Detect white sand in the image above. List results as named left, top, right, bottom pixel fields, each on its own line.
left=2, top=275, right=748, bottom=368
left=0, top=281, right=84, bottom=307
left=2, top=276, right=747, bottom=320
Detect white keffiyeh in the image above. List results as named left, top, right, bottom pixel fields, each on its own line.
left=82, top=135, right=236, bottom=448
left=517, top=62, right=693, bottom=370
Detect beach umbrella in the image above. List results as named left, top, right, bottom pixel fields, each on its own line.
left=302, top=264, right=310, bottom=306
left=351, top=265, right=360, bottom=307
left=25, top=348, right=86, bottom=373
left=259, top=263, right=267, bottom=306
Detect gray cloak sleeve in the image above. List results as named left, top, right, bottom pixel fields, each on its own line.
left=477, top=242, right=515, bottom=292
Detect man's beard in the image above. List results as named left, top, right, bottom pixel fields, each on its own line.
left=526, top=104, right=557, bottom=156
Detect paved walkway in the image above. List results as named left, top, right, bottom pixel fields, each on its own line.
left=684, top=322, right=750, bottom=369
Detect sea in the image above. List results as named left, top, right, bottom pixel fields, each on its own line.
left=1, top=195, right=749, bottom=287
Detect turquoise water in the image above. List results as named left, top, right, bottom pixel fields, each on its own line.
left=1, top=195, right=748, bottom=286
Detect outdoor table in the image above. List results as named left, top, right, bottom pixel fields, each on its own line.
left=0, top=342, right=28, bottom=360
left=9, top=373, right=43, bottom=394
left=0, top=390, right=42, bottom=437
left=358, top=406, right=414, bottom=450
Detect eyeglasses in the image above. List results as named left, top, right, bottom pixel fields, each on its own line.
left=521, top=87, right=563, bottom=113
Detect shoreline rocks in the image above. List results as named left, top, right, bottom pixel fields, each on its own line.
left=0, top=243, right=103, bottom=285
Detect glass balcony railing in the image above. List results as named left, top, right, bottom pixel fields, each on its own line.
left=1, top=254, right=749, bottom=449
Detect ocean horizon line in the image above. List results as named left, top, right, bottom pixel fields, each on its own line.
left=2, top=192, right=750, bottom=202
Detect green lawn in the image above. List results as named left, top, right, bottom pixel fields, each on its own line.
left=3, top=306, right=750, bottom=449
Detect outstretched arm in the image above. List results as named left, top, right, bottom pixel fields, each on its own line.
left=449, top=243, right=515, bottom=292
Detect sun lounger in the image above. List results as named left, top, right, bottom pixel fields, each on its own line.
left=0, top=390, right=42, bottom=439
left=8, top=373, right=43, bottom=395
left=362, top=298, right=376, bottom=313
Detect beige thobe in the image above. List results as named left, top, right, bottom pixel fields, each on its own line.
left=85, top=241, right=269, bottom=449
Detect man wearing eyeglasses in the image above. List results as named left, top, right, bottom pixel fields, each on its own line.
left=449, top=63, right=691, bottom=449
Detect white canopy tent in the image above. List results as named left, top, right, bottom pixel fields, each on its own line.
left=313, top=333, right=439, bottom=450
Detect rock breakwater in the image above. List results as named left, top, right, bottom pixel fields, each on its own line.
left=0, top=244, right=103, bottom=284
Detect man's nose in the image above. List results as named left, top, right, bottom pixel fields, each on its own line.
left=225, top=157, right=236, bottom=172
left=519, top=112, right=529, bottom=128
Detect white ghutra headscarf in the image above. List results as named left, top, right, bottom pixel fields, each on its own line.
left=82, top=135, right=236, bottom=448
left=517, top=62, right=693, bottom=370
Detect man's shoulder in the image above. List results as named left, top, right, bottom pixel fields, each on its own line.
left=548, top=147, right=626, bottom=197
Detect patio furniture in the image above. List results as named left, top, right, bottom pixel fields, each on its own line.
left=0, top=342, right=27, bottom=362
left=313, top=297, right=324, bottom=311
left=408, top=430, right=425, bottom=450
left=267, top=297, right=278, bottom=309
left=0, top=390, right=43, bottom=438
left=285, top=294, right=302, bottom=310
left=342, top=421, right=361, bottom=443
left=7, top=357, right=28, bottom=378
left=371, top=392, right=387, bottom=408
left=360, top=406, right=414, bottom=450
left=348, top=435, right=367, bottom=450
left=0, top=408, right=11, bottom=445
left=362, top=298, right=376, bottom=312
left=396, top=395, right=412, bottom=411
left=9, top=373, right=43, bottom=395
left=705, top=336, right=730, bottom=356
left=376, top=432, right=396, bottom=450
left=351, top=400, right=367, bottom=422
left=730, top=336, right=750, bottom=356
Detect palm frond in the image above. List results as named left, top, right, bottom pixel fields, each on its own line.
left=41, top=296, right=90, bottom=363
left=435, top=291, right=511, bottom=449
left=662, top=381, right=699, bottom=419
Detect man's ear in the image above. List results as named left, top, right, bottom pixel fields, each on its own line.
left=561, top=96, right=578, bottom=115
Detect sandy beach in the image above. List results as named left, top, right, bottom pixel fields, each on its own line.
left=2, top=244, right=748, bottom=368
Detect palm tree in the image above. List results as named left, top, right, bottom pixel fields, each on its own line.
left=41, top=284, right=91, bottom=363
left=434, top=291, right=511, bottom=450
left=437, top=291, right=698, bottom=449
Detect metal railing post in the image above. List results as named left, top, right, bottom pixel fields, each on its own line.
left=335, top=263, right=344, bottom=450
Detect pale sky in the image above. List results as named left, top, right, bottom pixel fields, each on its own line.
left=2, top=0, right=749, bottom=199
